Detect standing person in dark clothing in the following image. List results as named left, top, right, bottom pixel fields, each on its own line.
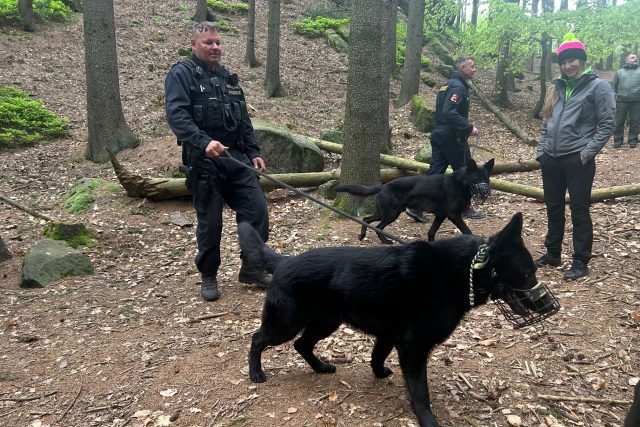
left=612, top=53, right=640, bottom=148
left=535, top=33, right=615, bottom=280
left=426, top=55, right=484, bottom=219
left=165, top=21, right=270, bottom=301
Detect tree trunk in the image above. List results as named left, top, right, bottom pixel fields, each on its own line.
left=338, top=0, right=387, bottom=214
left=559, top=0, right=568, bottom=10
left=396, top=0, right=425, bottom=107
left=531, top=0, right=539, bottom=16
left=545, top=37, right=553, bottom=81
left=542, top=0, right=554, bottom=13
left=83, top=0, right=139, bottom=163
left=471, top=0, right=479, bottom=25
left=531, top=32, right=549, bottom=119
left=18, top=0, right=35, bottom=32
left=245, top=0, right=260, bottom=67
left=469, top=81, right=538, bottom=146
left=0, top=236, right=11, bottom=262
left=265, top=0, right=284, bottom=97
left=494, top=34, right=511, bottom=107
left=194, top=0, right=213, bottom=22
left=380, top=0, right=396, bottom=153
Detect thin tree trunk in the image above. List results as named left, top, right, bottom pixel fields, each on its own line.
left=83, top=0, right=139, bottom=163
left=265, top=0, right=284, bottom=97
left=471, top=0, right=479, bottom=25
left=494, top=34, right=511, bottom=106
left=397, top=0, right=425, bottom=107
left=338, top=0, right=386, bottom=214
left=18, top=0, right=35, bottom=32
left=380, top=0, right=396, bottom=153
left=531, top=33, right=549, bottom=119
left=245, top=0, right=260, bottom=67
left=194, top=0, right=211, bottom=22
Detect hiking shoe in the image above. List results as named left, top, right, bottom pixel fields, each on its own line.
left=564, top=260, right=589, bottom=280
left=630, top=142, right=638, bottom=148
left=201, top=276, right=220, bottom=301
left=239, top=264, right=271, bottom=289
left=536, top=253, right=561, bottom=267
left=463, top=208, right=486, bottom=219
left=613, top=142, right=623, bottom=148
left=405, top=208, right=430, bottom=223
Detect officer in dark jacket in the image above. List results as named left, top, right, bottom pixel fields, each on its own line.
left=427, top=56, right=484, bottom=219
left=165, top=21, right=269, bottom=301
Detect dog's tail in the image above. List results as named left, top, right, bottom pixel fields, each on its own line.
left=334, top=183, right=382, bottom=197
left=237, top=222, right=284, bottom=274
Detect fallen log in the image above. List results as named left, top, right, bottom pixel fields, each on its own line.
left=308, top=137, right=540, bottom=174
left=468, top=80, right=538, bottom=147
left=110, top=154, right=411, bottom=200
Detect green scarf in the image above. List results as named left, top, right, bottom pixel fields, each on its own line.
left=559, top=66, right=592, bottom=102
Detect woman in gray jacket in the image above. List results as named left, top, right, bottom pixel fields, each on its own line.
left=535, top=33, right=615, bottom=280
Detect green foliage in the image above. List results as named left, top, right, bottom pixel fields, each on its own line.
left=303, top=1, right=347, bottom=19
left=0, top=86, right=69, bottom=148
left=293, top=16, right=349, bottom=38
left=395, top=18, right=407, bottom=67
left=420, top=56, right=432, bottom=71
left=62, top=178, right=101, bottom=214
left=206, top=0, right=247, bottom=15
left=0, top=0, right=72, bottom=22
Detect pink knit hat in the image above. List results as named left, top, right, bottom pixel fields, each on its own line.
left=556, top=33, right=587, bottom=63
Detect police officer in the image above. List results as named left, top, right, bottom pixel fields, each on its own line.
left=428, top=55, right=484, bottom=219
left=165, top=21, right=269, bottom=302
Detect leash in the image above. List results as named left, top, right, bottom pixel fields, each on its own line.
left=215, top=151, right=409, bottom=245
left=470, top=132, right=480, bottom=158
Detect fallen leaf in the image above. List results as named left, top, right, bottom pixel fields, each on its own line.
left=159, top=389, right=178, bottom=397
left=506, top=414, right=522, bottom=426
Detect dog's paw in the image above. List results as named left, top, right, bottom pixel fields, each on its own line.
left=314, top=363, right=336, bottom=374
left=373, top=367, right=393, bottom=378
left=249, top=370, right=267, bottom=383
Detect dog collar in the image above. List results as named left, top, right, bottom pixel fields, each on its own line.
left=468, top=244, right=490, bottom=306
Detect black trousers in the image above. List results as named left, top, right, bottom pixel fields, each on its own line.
left=427, top=128, right=471, bottom=175
left=613, top=100, right=640, bottom=145
left=192, top=148, right=269, bottom=277
left=540, top=153, right=595, bottom=263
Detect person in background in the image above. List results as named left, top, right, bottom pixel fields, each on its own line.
left=612, top=52, right=640, bottom=148
left=164, top=21, right=270, bottom=301
left=407, top=55, right=485, bottom=222
left=535, top=33, right=615, bottom=280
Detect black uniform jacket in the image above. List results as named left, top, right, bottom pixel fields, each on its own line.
left=433, top=71, right=474, bottom=143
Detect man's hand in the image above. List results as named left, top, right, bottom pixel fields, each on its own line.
left=252, top=156, right=266, bottom=172
left=470, top=126, right=479, bottom=136
left=580, top=154, right=588, bottom=165
left=205, top=140, right=228, bottom=158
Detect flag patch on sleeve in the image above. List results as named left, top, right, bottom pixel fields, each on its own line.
left=450, top=94, right=460, bottom=103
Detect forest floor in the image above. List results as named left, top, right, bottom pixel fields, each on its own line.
left=0, top=1, right=639, bottom=426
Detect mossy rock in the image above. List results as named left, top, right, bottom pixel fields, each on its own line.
left=317, top=179, right=339, bottom=200
left=325, top=29, right=348, bottom=53
left=320, top=129, right=344, bottom=145
left=436, top=63, right=454, bottom=79
left=428, top=39, right=454, bottom=66
left=421, top=76, right=437, bottom=88
left=414, top=140, right=433, bottom=164
left=42, top=221, right=95, bottom=249
left=410, top=95, right=435, bottom=133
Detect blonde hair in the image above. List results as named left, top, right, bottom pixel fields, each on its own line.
left=542, top=85, right=560, bottom=119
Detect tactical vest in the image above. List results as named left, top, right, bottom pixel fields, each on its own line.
left=181, top=60, right=247, bottom=143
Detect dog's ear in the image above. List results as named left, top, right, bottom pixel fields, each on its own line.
left=489, top=212, right=524, bottom=250
left=484, top=158, right=495, bottom=175
left=465, top=158, right=478, bottom=173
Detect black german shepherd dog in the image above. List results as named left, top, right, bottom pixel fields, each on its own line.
left=334, top=158, right=494, bottom=243
left=238, top=213, right=559, bottom=427
left=625, top=381, right=640, bottom=427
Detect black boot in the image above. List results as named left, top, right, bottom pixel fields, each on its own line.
left=201, top=275, right=220, bottom=301
left=239, top=263, right=271, bottom=289
left=536, top=253, right=561, bottom=267
left=463, top=208, right=486, bottom=219
left=564, top=260, right=589, bottom=280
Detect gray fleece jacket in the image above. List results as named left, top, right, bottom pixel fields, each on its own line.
left=537, top=71, right=615, bottom=161
left=612, top=64, right=640, bottom=102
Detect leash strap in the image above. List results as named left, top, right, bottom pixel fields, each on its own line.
left=468, top=244, right=490, bottom=306
left=470, top=132, right=480, bottom=158
left=216, top=152, right=409, bottom=245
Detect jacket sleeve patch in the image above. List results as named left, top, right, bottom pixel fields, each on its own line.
left=450, top=93, right=460, bottom=103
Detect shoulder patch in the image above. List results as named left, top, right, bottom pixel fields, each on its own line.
left=450, top=93, right=460, bottom=103
left=438, top=85, right=448, bottom=92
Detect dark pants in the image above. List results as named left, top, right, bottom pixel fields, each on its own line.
left=192, top=148, right=269, bottom=277
left=614, top=100, right=640, bottom=146
left=427, top=128, right=471, bottom=175
left=540, top=153, right=595, bottom=263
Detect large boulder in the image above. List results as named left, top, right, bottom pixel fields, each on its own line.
left=20, top=239, right=94, bottom=288
left=254, top=122, right=325, bottom=173
left=411, top=95, right=435, bottom=133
